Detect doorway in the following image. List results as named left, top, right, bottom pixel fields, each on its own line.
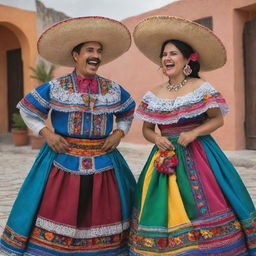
left=7, top=48, right=24, bottom=131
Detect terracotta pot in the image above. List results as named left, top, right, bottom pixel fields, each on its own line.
left=11, top=129, right=29, bottom=146
left=30, top=135, right=46, bottom=149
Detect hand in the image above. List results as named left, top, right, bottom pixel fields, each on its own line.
left=178, top=130, right=198, bottom=147
left=40, top=127, right=70, bottom=153
left=102, top=132, right=122, bottom=152
left=155, top=134, right=175, bottom=152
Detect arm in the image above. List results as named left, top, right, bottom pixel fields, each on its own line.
left=102, top=109, right=134, bottom=152
left=143, top=121, right=175, bottom=151
left=178, top=107, right=224, bottom=147
left=20, top=109, right=69, bottom=153
left=102, top=85, right=135, bottom=152
left=39, top=127, right=70, bottom=153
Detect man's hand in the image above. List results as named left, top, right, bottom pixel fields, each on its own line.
left=102, top=132, right=122, bottom=152
left=39, top=127, right=70, bottom=153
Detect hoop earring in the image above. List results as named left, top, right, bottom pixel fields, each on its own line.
left=183, top=64, right=192, bottom=76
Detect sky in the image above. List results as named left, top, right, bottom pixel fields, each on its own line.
left=39, top=0, right=179, bottom=21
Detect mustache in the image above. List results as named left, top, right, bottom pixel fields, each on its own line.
left=86, top=58, right=101, bottom=64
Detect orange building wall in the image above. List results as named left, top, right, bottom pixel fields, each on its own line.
left=0, top=4, right=37, bottom=132
left=0, top=26, right=20, bottom=132
left=98, top=0, right=256, bottom=150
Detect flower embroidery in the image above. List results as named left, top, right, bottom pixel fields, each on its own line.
left=174, top=237, right=183, bottom=245
left=143, top=238, right=155, bottom=247
left=81, top=157, right=93, bottom=170
left=204, top=93, right=213, bottom=100
left=99, top=78, right=112, bottom=95
left=200, top=230, right=213, bottom=239
left=64, top=237, right=73, bottom=245
left=45, top=232, right=55, bottom=241
left=33, top=227, right=41, bottom=236
left=233, top=221, right=241, bottom=230
left=157, top=238, right=168, bottom=248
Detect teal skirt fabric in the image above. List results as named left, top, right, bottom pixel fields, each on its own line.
left=0, top=144, right=56, bottom=255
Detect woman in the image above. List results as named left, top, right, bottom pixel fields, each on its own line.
left=129, top=16, right=256, bottom=256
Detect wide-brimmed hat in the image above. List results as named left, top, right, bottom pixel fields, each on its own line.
left=37, top=16, right=131, bottom=66
left=133, top=15, right=227, bottom=71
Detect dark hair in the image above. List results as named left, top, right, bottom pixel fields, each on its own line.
left=72, top=42, right=86, bottom=54
left=160, top=39, right=200, bottom=78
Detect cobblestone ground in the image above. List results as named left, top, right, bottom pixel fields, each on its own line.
left=0, top=142, right=255, bottom=255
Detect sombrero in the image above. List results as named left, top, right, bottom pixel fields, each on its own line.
left=133, top=15, right=227, bottom=71
left=38, top=16, right=131, bottom=66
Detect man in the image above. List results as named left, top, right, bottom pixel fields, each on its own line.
left=0, top=16, right=136, bottom=256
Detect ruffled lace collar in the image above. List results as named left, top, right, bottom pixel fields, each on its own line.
left=142, top=82, right=217, bottom=111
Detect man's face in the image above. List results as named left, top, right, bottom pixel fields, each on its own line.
left=72, top=41, right=103, bottom=77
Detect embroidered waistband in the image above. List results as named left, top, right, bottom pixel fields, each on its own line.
left=65, top=137, right=106, bottom=156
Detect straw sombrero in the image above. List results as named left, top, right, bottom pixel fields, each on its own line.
left=133, top=16, right=227, bottom=71
left=37, top=16, right=131, bottom=66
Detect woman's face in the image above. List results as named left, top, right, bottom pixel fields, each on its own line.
left=161, top=43, right=188, bottom=79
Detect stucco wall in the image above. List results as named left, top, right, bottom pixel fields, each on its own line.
left=99, top=0, right=256, bottom=150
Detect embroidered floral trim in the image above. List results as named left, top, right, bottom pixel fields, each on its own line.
left=49, top=75, right=122, bottom=112
left=1, top=226, right=27, bottom=249
left=135, top=103, right=228, bottom=125
left=68, top=112, right=83, bottom=135
left=135, top=82, right=228, bottom=125
left=142, top=83, right=221, bottom=110
left=30, top=226, right=129, bottom=253
left=241, top=211, right=256, bottom=248
left=92, top=113, right=107, bottom=136
left=80, top=157, right=94, bottom=170
left=184, top=147, right=209, bottom=215
left=35, top=217, right=130, bottom=239
left=130, top=209, right=245, bottom=253
left=53, top=160, right=113, bottom=175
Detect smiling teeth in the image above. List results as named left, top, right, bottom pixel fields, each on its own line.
left=88, top=61, right=98, bottom=64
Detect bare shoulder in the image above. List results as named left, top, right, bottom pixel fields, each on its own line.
left=187, top=78, right=207, bottom=90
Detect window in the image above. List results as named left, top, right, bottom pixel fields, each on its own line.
left=194, top=17, right=213, bottom=30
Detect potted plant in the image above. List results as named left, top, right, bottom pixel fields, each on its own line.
left=29, top=60, right=55, bottom=149
left=11, top=113, right=29, bottom=146
left=29, top=60, right=56, bottom=83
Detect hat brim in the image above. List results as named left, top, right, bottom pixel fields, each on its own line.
left=38, top=16, right=131, bottom=67
left=133, top=16, right=227, bottom=71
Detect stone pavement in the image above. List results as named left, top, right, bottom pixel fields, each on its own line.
left=0, top=134, right=256, bottom=255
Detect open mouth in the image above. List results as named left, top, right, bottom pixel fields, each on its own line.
left=86, top=58, right=101, bottom=66
left=165, top=62, right=175, bottom=69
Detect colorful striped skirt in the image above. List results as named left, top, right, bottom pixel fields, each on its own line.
left=129, top=135, right=256, bottom=256
left=0, top=138, right=136, bottom=255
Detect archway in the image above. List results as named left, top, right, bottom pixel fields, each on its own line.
left=0, top=22, right=32, bottom=133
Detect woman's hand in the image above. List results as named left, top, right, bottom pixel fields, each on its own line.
left=155, top=134, right=175, bottom=152
left=178, top=130, right=198, bottom=147
left=102, top=132, right=122, bottom=152
left=40, top=127, right=70, bottom=153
